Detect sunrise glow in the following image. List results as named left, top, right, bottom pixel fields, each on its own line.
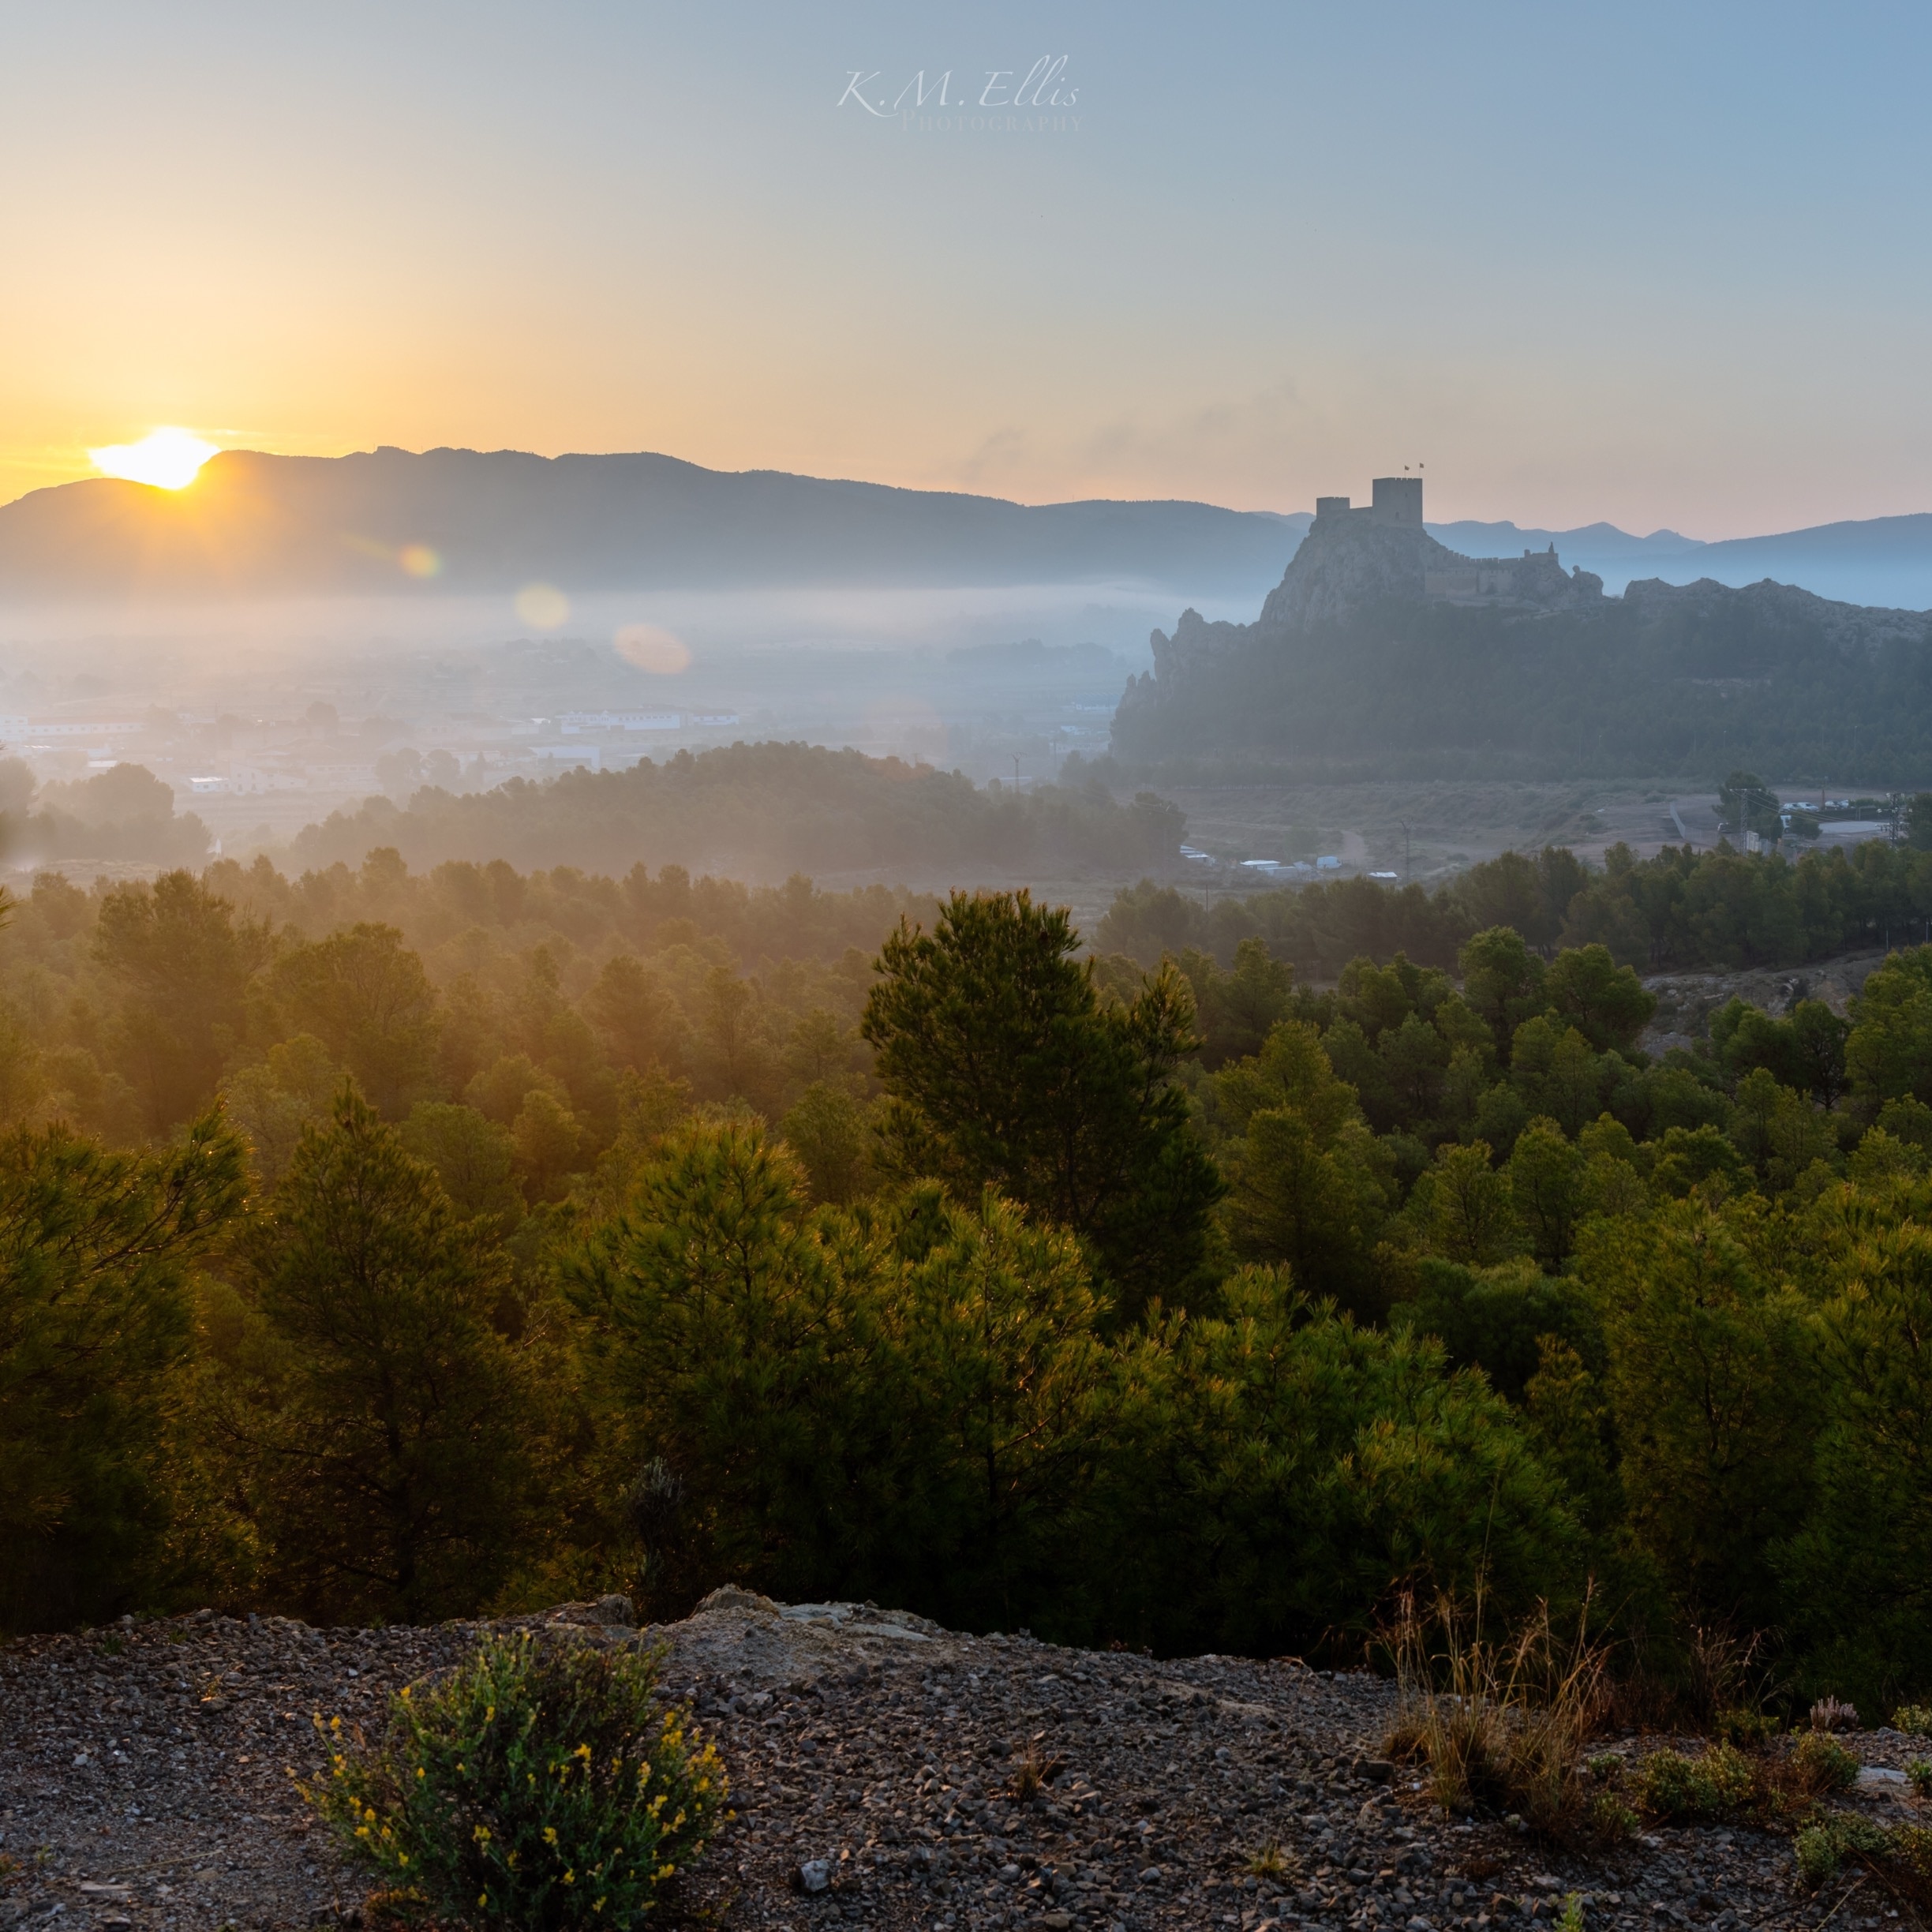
left=87, top=428, right=220, bottom=490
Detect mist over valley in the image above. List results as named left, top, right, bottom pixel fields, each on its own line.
left=13, top=13, right=1932, bottom=1930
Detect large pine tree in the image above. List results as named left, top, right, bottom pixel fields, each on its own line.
left=861, top=889, right=1221, bottom=1318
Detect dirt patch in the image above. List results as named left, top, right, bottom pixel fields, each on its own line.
left=1641, top=951, right=1890, bottom=1057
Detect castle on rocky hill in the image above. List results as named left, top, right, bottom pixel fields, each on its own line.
left=1129, top=477, right=1931, bottom=748
left=1256, top=477, right=1604, bottom=630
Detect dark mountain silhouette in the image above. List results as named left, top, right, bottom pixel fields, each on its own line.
left=0, top=447, right=1301, bottom=599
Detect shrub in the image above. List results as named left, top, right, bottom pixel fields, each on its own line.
left=1896, top=1705, right=1932, bottom=1737
left=1715, top=1707, right=1780, bottom=1750
left=1810, top=1696, right=1860, bottom=1733
left=1794, top=1822, right=1843, bottom=1888
left=1638, top=1732, right=1854, bottom=1829
left=1788, top=1731, right=1860, bottom=1798
left=1881, top=1824, right=1932, bottom=1909
left=1792, top=1814, right=1932, bottom=1906
left=304, top=1632, right=727, bottom=1929
left=1906, top=1760, right=1932, bottom=1801
left=1634, top=1745, right=1756, bottom=1824
left=1585, top=1787, right=1639, bottom=1840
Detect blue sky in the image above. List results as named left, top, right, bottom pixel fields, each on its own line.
left=3, top=0, right=1929, bottom=533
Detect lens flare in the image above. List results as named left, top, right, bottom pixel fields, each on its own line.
left=399, top=543, right=441, bottom=578
left=514, top=582, right=570, bottom=630
left=614, top=623, right=692, bottom=675
left=88, top=427, right=220, bottom=490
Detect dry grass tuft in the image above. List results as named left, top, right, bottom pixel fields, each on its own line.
left=1383, top=1589, right=1621, bottom=1843
left=1245, top=1840, right=1297, bottom=1881
left=1601, top=1617, right=1786, bottom=1740
left=1006, top=1740, right=1065, bottom=1803
left=1683, top=1621, right=1769, bottom=1728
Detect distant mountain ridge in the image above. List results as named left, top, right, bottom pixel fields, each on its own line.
left=1424, top=513, right=1932, bottom=606
left=5, top=445, right=1930, bottom=608
left=0, top=447, right=1299, bottom=600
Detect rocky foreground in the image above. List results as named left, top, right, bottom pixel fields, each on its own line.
left=1, top=1589, right=1925, bottom=1932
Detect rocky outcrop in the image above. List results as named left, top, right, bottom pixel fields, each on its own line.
left=1638, top=949, right=1893, bottom=1058
left=1623, top=574, right=1932, bottom=653
left=1144, top=519, right=1608, bottom=675
left=1148, top=606, right=1249, bottom=681
left=1257, top=519, right=1468, bottom=630
left=1256, top=519, right=1606, bottom=633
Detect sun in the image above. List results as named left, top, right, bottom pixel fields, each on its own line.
left=87, top=427, right=221, bottom=490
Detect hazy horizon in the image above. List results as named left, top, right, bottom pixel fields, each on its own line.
left=16, top=441, right=1932, bottom=619
left=8, top=2, right=1932, bottom=537
left=8, top=436, right=1930, bottom=549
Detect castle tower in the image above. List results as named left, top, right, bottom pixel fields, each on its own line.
left=1370, top=476, right=1423, bottom=526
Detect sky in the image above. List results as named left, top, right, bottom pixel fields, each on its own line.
left=4, top=0, right=1931, bottom=536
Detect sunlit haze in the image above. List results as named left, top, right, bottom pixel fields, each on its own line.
left=6, top=2, right=1932, bottom=534
left=9, top=4, right=1932, bottom=1859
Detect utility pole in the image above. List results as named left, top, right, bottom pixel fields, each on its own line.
left=1013, top=754, right=1021, bottom=792
left=1400, top=819, right=1412, bottom=883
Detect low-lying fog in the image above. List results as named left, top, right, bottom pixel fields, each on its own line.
left=0, top=581, right=1242, bottom=857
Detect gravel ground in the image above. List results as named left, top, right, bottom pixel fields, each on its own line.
left=2, top=1589, right=1926, bottom=1932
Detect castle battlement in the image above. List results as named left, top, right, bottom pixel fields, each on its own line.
left=1312, top=475, right=1424, bottom=527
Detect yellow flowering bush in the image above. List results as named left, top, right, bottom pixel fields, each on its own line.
left=301, top=1633, right=727, bottom=1928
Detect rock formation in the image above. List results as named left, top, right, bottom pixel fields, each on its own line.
left=1623, top=572, right=1931, bottom=653
left=1257, top=519, right=1604, bottom=632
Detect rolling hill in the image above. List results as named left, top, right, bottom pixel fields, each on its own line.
left=0, top=447, right=1300, bottom=600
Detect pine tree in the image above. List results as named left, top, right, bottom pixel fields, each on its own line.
left=0, top=1112, right=245, bottom=1631
left=220, top=1090, right=534, bottom=1622
left=860, top=889, right=1221, bottom=1318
